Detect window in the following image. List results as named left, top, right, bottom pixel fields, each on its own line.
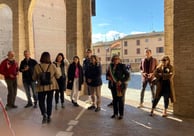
left=97, top=48, right=100, bottom=53
left=136, top=48, right=140, bottom=54
left=107, top=57, right=111, bottom=61
left=124, top=41, right=128, bottom=47
left=156, top=47, right=164, bottom=53
left=124, top=49, right=128, bottom=55
left=136, top=40, right=140, bottom=45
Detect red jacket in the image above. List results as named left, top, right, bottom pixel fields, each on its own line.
left=0, top=59, right=18, bottom=79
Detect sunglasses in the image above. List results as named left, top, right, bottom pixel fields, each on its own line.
left=161, top=59, right=168, bottom=61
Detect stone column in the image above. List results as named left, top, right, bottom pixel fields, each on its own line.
left=66, top=0, right=92, bottom=62
left=66, top=0, right=77, bottom=61
left=165, top=0, right=194, bottom=118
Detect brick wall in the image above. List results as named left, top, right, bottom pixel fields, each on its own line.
left=165, top=0, right=194, bottom=118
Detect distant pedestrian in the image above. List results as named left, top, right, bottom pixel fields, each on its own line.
left=67, top=56, right=84, bottom=107
left=32, top=52, right=60, bottom=124
left=19, top=50, right=38, bottom=108
left=0, top=51, right=19, bottom=110
left=53, top=53, right=67, bottom=110
left=86, top=55, right=102, bottom=112
left=106, top=55, right=130, bottom=120
left=138, top=48, right=157, bottom=108
left=150, top=56, right=176, bottom=117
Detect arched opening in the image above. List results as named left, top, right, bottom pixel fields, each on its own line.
left=0, top=4, right=12, bottom=61
left=31, top=0, right=66, bottom=61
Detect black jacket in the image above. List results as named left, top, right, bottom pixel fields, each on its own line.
left=85, top=62, right=102, bottom=87
left=67, top=63, right=84, bottom=90
left=106, top=63, right=130, bottom=89
left=19, top=58, right=37, bottom=82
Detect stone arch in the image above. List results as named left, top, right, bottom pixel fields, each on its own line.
left=0, top=4, right=12, bottom=61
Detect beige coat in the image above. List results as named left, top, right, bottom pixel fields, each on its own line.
left=33, top=63, right=60, bottom=92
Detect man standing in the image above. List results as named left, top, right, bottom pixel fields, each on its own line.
left=0, top=51, right=19, bottom=110
left=83, top=48, right=92, bottom=103
left=19, top=50, right=38, bottom=108
left=138, top=48, right=157, bottom=108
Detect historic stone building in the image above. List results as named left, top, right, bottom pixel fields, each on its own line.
left=0, top=0, right=92, bottom=62
left=0, top=0, right=194, bottom=118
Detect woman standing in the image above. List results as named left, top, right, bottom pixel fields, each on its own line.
left=106, top=55, right=130, bottom=120
left=67, top=56, right=84, bottom=107
left=53, top=53, right=67, bottom=110
left=150, top=56, right=176, bottom=117
left=33, top=52, right=60, bottom=124
left=86, top=55, right=102, bottom=112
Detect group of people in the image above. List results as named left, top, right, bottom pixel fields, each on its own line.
left=138, top=48, right=175, bottom=117
left=0, top=48, right=175, bottom=124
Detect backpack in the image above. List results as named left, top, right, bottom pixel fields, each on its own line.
left=39, top=64, right=52, bottom=85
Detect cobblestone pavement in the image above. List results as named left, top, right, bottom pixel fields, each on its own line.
left=0, top=80, right=194, bottom=136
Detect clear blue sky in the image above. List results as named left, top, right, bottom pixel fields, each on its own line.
left=92, top=0, right=164, bottom=43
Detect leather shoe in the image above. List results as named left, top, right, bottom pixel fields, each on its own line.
left=111, top=115, right=117, bottom=119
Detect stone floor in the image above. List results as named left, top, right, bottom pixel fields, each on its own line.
left=0, top=80, right=194, bottom=136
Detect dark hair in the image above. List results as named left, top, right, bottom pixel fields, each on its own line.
left=91, top=55, right=99, bottom=63
left=86, top=48, right=92, bottom=53
left=145, top=48, right=152, bottom=53
left=73, top=55, right=81, bottom=66
left=55, top=53, right=64, bottom=62
left=40, top=52, right=51, bottom=64
left=73, top=55, right=79, bottom=60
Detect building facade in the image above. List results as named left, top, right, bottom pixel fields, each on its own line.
left=92, top=31, right=164, bottom=73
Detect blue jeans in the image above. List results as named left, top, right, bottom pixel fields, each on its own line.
left=23, top=81, right=37, bottom=104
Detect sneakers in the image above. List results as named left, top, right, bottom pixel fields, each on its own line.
left=42, top=116, right=47, bottom=124
left=47, top=116, right=51, bottom=123
left=42, top=115, right=51, bottom=124
left=24, top=103, right=33, bottom=108
left=88, top=105, right=96, bottom=110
